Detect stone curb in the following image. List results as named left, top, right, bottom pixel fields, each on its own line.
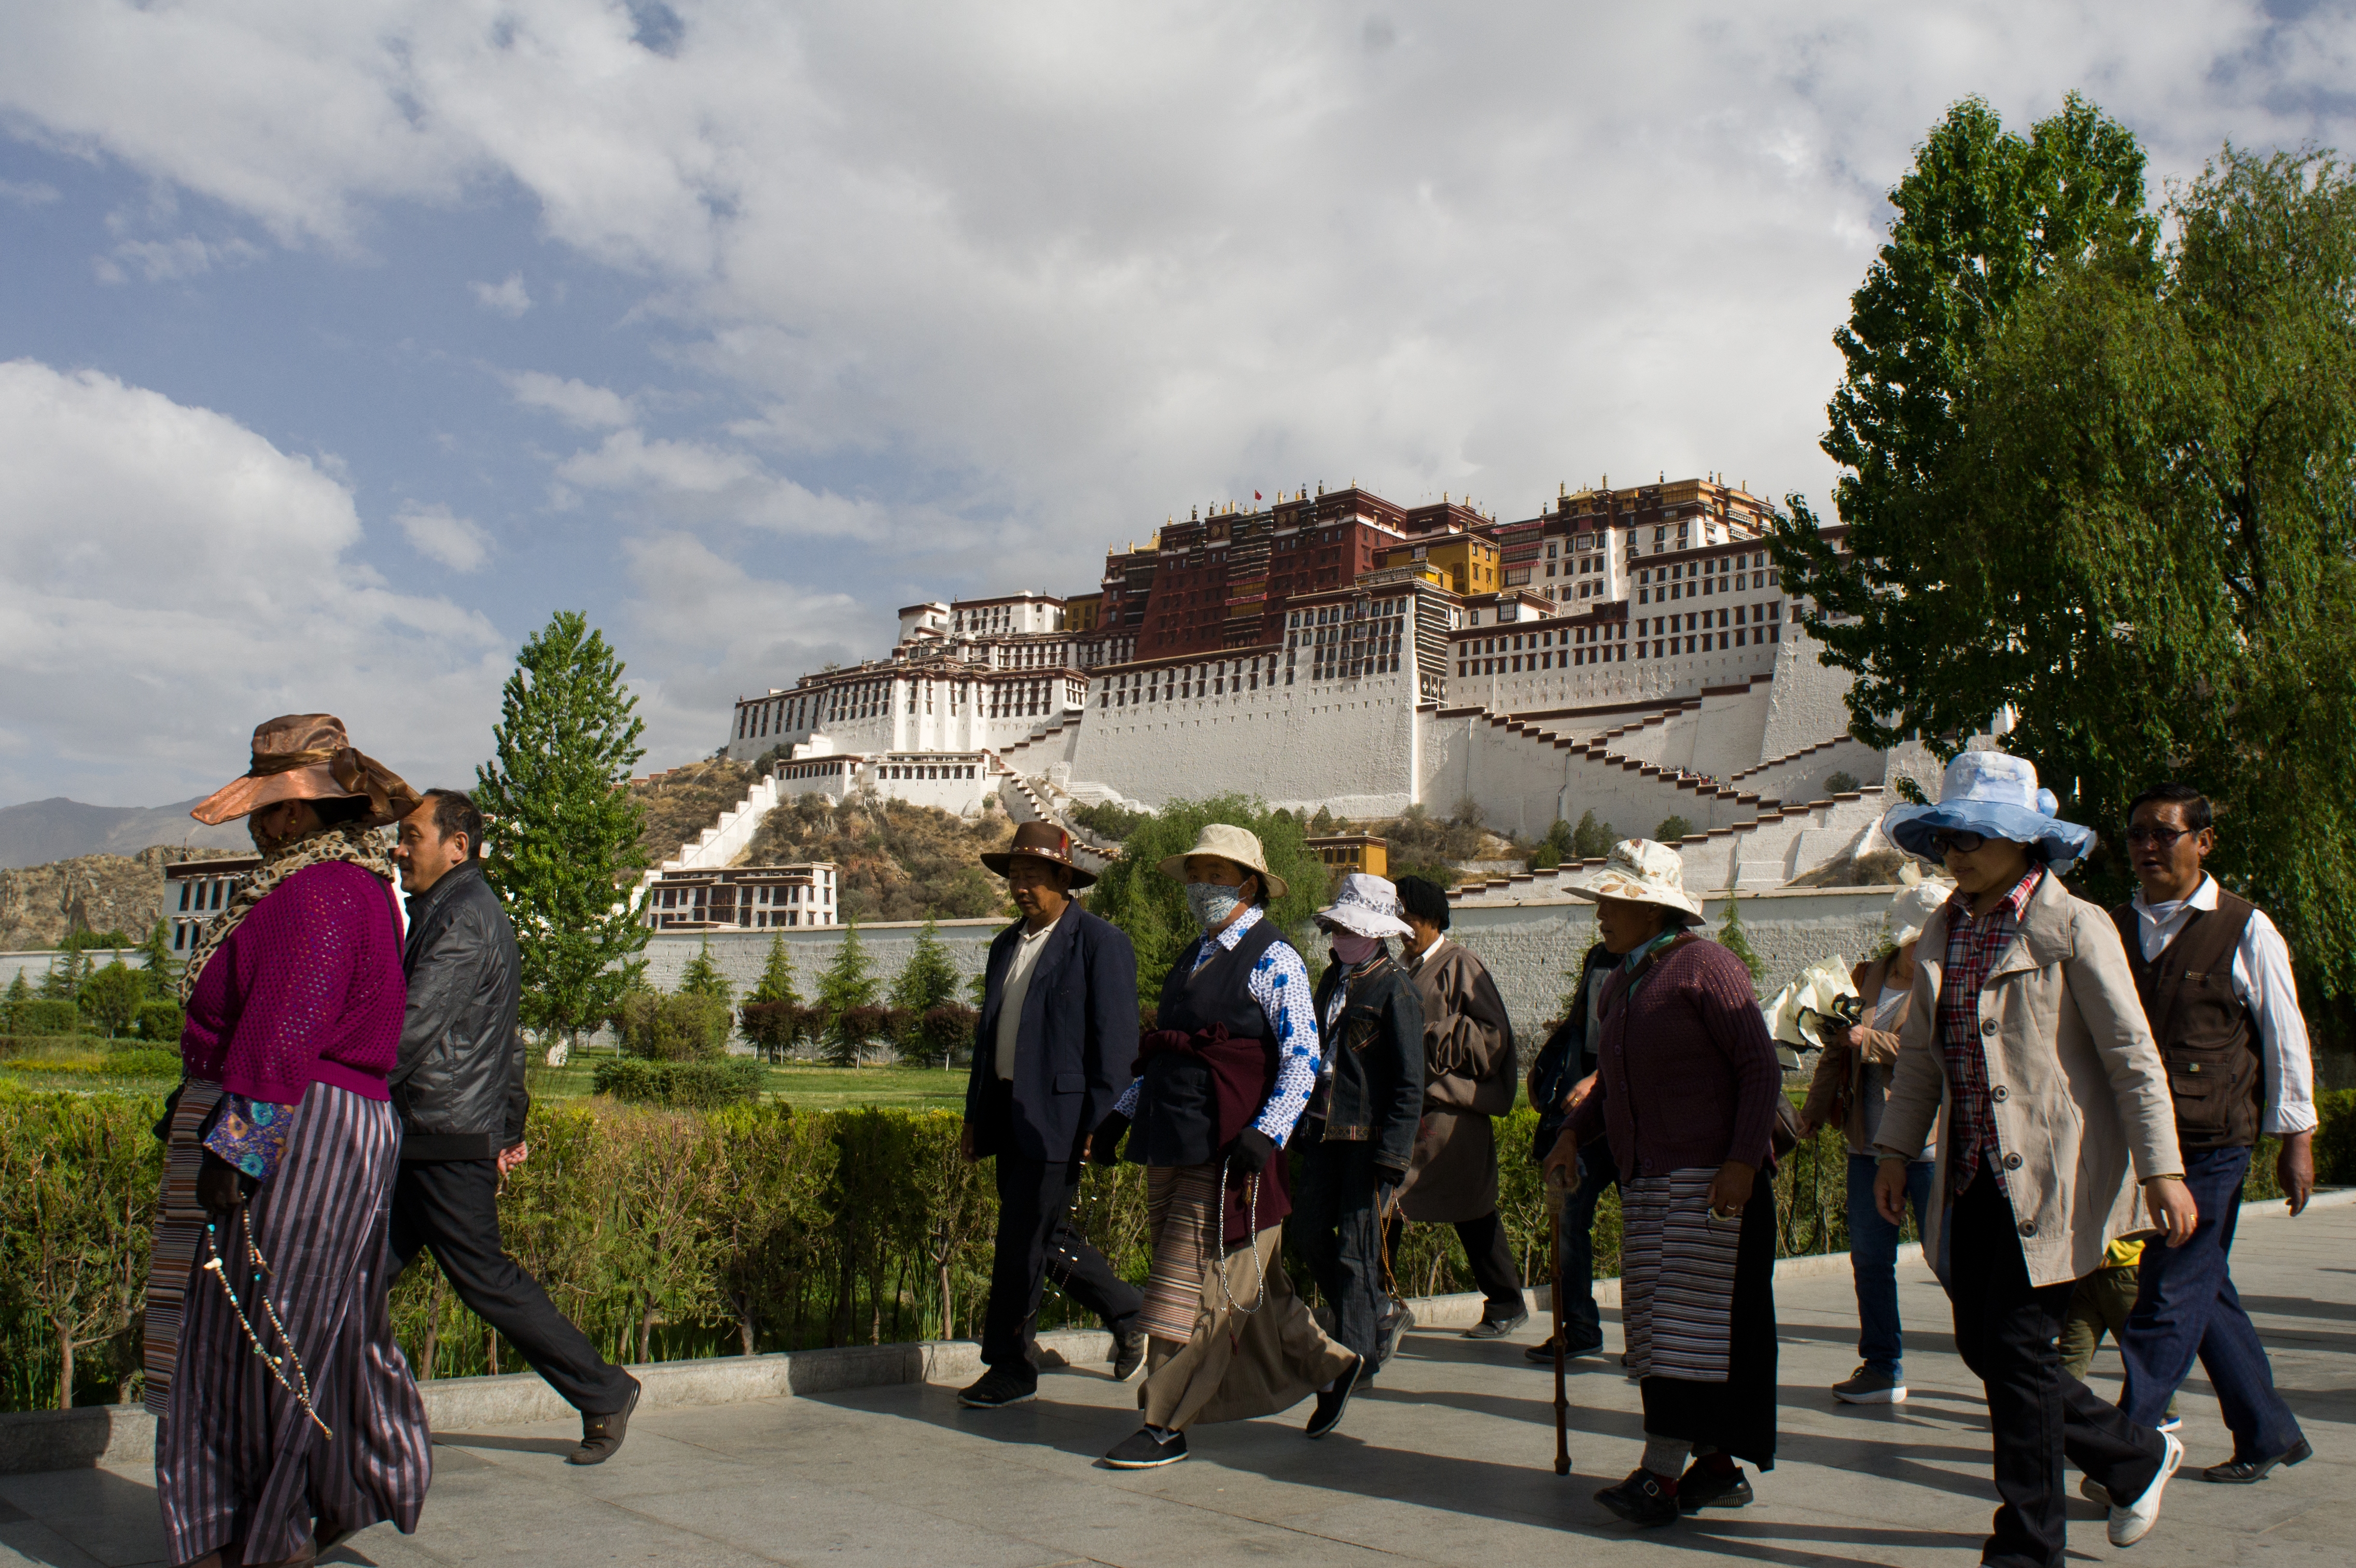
left=8, top=1188, right=2345, bottom=1477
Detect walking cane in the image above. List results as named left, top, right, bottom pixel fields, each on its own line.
left=1545, top=1167, right=1571, bottom=1476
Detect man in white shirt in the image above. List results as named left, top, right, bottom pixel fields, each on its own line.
left=957, top=821, right=1144, bottom=1409
left=2108, top=782, right=2312, bottom=1485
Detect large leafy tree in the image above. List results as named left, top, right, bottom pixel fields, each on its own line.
left=1085, top=793, right=1327, bottom=1003
left=1767, top=93, right=2158, bottom=752
left=476, top=611, right=651, bottom=1047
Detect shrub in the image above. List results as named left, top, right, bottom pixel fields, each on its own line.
left=831, top=1005, right=890, bottom=1068
left=100, top=1047, right=182, bottom=1079
left=80, top=962, right=147, bottom=1039
left=1653, top=815, right=1694, bottom=844
left=136, top=1001, right=184, bottom=1044
left=591, top=1057, right=763, bottom=1109
left=738, top=1000, right=811, bottom=1061
left=11, top=999, right=82, bottom=1038
left=916, top=1004, right=979, bottom=1069
left=615, top=991, right=732, bottom=1061
left=1824, top=771, right=1861, bottom=795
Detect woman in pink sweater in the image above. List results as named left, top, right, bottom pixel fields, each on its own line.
left=146, top=716, right=432, bottom=1568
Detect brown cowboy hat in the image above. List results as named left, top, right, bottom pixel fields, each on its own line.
left=190, top=713, right=421, bottom=829
left=980, top=820, right=1097, bottom=889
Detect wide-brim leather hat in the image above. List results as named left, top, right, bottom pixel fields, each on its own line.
left=190, top=713, right=420, bottom=829
left=981, top=820, right=1097, bottom=889
left=1155, top=822, right=1288, bottom=902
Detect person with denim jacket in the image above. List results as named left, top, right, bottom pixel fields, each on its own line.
left=1292, top=874, right=1425, bottom=1390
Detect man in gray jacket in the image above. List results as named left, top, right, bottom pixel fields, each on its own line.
left=388, top=789, right=640, bottom=1464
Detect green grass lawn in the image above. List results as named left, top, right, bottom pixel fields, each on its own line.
left=524, top=1053, right=968, bottom=1111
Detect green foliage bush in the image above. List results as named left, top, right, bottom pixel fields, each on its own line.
left=1653, top=815, right=1694, bottom=844
left=10, top=999, right=83, bottom=1038
left=136, top=1001, right=184, bottom=1044
left=590, top=1057, right=763, bottom=1109
left=614, top=990, right=732, bottom=1061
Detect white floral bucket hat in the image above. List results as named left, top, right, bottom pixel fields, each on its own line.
left=1573, top=838, right=1706, bottom=924
left=1314, top=872, right=1414, bottom=938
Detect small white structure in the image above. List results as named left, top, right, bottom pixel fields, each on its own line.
left=643, top=863, right=839, bottom=930
left=164, top=856, right=262, bottom=953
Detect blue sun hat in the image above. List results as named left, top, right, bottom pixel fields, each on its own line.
left=1883, top=751, right=2096, bottom=870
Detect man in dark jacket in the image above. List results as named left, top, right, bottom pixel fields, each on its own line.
left=956, top=821, right=1146, bottom=1410
left=1292, top=874, right=1425, bottom=1389
left=1525, top=937, right=1617, bottom=1364
left=387, top=789, right=640, bottom=1463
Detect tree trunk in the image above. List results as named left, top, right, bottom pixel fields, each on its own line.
left=638, top=1300, right=655, bottom=1366
left=738, top=1291, right=756, bottom=1356
left=938, top=1260, right=954, bottom=1340
left=487, top=1327, right=500, bottom=1375
left=54, top=1329, right=74, bottom=1411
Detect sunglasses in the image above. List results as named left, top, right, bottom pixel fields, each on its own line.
left=2124, top=825, right=2190, bottom=848
left=1930, top=830, right=1988, bottom=855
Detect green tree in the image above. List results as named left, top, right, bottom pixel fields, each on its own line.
left=1570, top=809, right=1614, bottom=861
left=1653, top=816, right=1694, bottom=845
left=40, top=948, right=90, bottom=1002
left=133, top=920, right=178, bottom=999
left=1717, top=897, right=1764, bottom=987
left=475, top=611, right=651, bottom=1049
left=679, top=941, right=732, bottom=1005
left=1529, top=817, right=1577, bottom=871
left=815, top=919, right=882, bottom=1068
left=79, top=963, right=145, bottom=1039
left=887, top=917, right=962, bottom=1016
left=748, top=937, right=799, bottom=1006
left=1085, top=793, right=1326, bottom=1001
left=2, top=971, right=30, bottom=1031
left=1766, top=92, right=2157, bottom=743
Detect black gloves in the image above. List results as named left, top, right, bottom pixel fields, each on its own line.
left=196, top=1149, right=254, bottom=1214
left=1374, top=1163, right=1407, bottom=1211
left=1229, top=1126, right=1276, bottom=1174
left=1091, top=1111, right=1131, bottom=1165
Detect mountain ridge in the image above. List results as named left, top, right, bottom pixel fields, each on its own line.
left=0, top=796, right=253, bottom=870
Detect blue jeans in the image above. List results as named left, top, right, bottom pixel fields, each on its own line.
left=2120, top=1144, right=2303, bottom=1455
left=1849, top=1153, right=1932, bottom=1375
left=1553, top=1141, right=1618, bottom=1349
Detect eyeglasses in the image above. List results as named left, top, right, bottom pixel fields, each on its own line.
left=1930, top=830, right=1988, bottom=855
left=2124, top=825, right=2190, bottom=849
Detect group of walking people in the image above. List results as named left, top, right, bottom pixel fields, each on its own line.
left=960, top=749, right=2319, bottom=1568
left=149, top=715, right=639, bottom=1567
left=144, top=711, right=2318, bottom=1568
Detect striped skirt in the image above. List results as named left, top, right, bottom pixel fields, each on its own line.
left=1619, top=1167, right=1778, bottom=1468
left=151, top=1079, right=432, bottom=1565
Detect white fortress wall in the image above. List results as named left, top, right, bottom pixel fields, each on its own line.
left=1729, top=735, right=1881, bottom=804
left=1068, top=666, right=1421, bottom=816
left=1416, top=711, right=1767, bottom=841
left=1461, top=632, right=1779, bottom=736
left=1684, top=684, right=1779, bottom=778
left=1756, top=625, right=1864, bottom=763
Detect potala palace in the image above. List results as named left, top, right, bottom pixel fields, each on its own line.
left=659, top=474, right=1921, bottom=913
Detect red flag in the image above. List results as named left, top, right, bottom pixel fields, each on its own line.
left=1253, top=490, right=1262, bottom=500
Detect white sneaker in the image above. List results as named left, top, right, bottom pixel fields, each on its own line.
left=2108, top=1430, right=2184, bottom=1547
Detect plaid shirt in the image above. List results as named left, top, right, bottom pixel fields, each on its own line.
left=1936, top=867, right=2043, bottom=1194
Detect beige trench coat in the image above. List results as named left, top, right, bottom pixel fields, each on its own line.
left=1875, top=870, right=2181, bottom=1289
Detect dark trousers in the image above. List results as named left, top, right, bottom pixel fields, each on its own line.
left=2119, top=1143, right=2302, bottom=1457
left=1552, top=1141, right=1619, bottom=1349
left=1946, top=1172, right=2165, bottom=1568
left=1293, top=1137, right=1389, bottom=1371
left=388, top=1158, right=637, bottom=1415
left=980, top=1153, right=1140, bottom=1383
left=1381, top=1211, right=1524, bottom=1318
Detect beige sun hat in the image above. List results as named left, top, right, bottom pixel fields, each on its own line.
left=1156, top=822, right=1290, bottom=901
left=1886, top=877, right=1956, bottom=950
left=1573, top=838, right=1706, bottom=924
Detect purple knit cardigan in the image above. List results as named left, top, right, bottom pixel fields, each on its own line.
left=180, top=861, right=406, bottom=1104
left=1567, top=935, right=1781, bottom=1178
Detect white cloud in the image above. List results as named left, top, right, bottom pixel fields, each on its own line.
left=503, top=369, right=634, bottom=428
left=0, top=179, right=60, bottom=205
left=395, top=501, right=493, bottom=573
left=0, top=359, right=509, bottom=804
left=94, top=233, right=264, bottom=285
left=470, top=272, right=532, bottom=316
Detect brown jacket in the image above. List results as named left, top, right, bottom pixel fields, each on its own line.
left=1801, top=952, right=1910, bottom=1155
left=1397, top=936, right=1516, bottom=1224
left=1875, top=871, right=2182, bottom=1288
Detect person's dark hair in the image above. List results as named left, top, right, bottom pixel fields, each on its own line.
left=312, top=795, right=373, bottom=828
left=2126, top=781, right=2212, bottom=834
left=1248, top=870, right=1270, bottom=908
left=1393, top=875, right=1451, bottom=931
left=423, top=787, right=485, bottom=859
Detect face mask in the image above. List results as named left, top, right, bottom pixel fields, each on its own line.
left=1186, top=881, right=1245, bottom=931
left=1329, top=931, right=1382, bottom=965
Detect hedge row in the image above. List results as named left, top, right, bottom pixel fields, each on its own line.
left=2, top=1083, right=2345, bottom=1411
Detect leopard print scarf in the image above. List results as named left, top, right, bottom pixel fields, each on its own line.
left=178, top=824, right=398, bottom=1004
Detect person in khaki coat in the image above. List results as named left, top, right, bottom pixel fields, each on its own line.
left=1877, top=752, right=2197, bottom=1568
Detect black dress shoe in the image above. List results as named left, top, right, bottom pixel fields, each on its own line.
left=1305, top=1354, right=1363, bottom=1438
left=1111, top=1328, right=1148, bottom=1383
left=2203, top=1437, right=2311, bottom=1483
left=1676, top=1460, right=1753, bottom=1513
left=1595, top=1467, right=1680, bottom=1527
left=1102, top=1427, right=1188, bottom=1468
left=1461, top=1307, right=1530, bottom=1340
left=1525, top=1334, right=1605, bottom=1364
left=569, top=1377, right=640, bottom=1465
left=956, top=1367, right=1039, bottom=1408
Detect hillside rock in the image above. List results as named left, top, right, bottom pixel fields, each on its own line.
left=631, top=758, right=755, bottom=869
left=0, top=845, right=247, bottom=950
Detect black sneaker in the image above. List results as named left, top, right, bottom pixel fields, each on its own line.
left=1595, top=1467, right=1680, bottom=1527
left=1831, top=1363, right=1906, bottom=1405
left=956, top=1367, right=1038, bottom=1409
left=1305, top=1354, right=1364, bottom=1439
left=1377, top=1299, right=1414, bottom=1363
left=569, top=1377, right=641, bottom=1466
left=1111, top=1329, right=1148, bottom=1383
left=1102, top=1427, right=1189, bottom=1468
left=1676, top=1460, right=1753, bottom=1513
left=1461, top=1307, right=1530, bottom=1340
left=1525, top=1335, right=1605, bottom=1364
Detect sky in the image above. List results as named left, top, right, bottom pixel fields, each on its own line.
left=3, top=1, right=2353, bottom=807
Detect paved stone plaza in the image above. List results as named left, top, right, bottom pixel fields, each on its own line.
left=5, top=1202, right=2348, bottom=1567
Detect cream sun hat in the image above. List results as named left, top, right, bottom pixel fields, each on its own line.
left=1573, top=838, right=1706, bottom=925
left=1156, top=822, right=1290, bottom=901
